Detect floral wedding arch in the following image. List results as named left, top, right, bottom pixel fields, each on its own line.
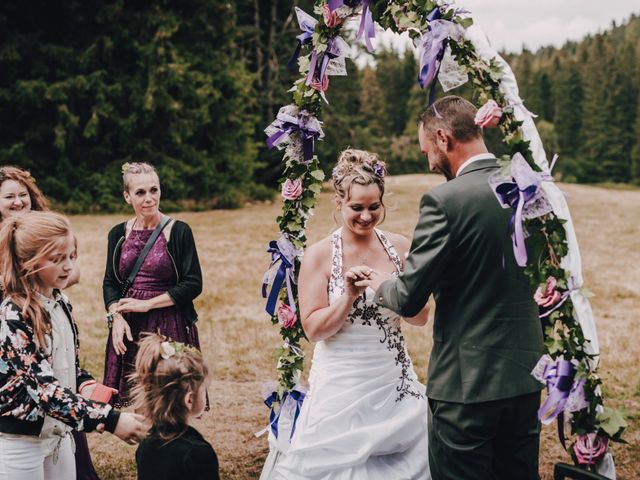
left=260, top=1, right=626, bottom=473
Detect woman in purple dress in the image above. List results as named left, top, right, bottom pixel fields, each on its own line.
left=102, top=162, right=203, bottom=407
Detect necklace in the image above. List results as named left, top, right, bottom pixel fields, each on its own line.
left=131, top=214, right=162, bottom=231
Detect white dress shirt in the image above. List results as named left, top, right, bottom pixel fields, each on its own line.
left=456, top=153, right=496, bottom=177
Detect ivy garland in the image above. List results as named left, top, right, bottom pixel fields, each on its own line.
left=262, top=0, right=626, bottom=466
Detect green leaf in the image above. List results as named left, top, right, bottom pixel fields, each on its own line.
left=308, top=183, right=322, bottom=194
left=458, top=17, right=473, bottom=29
left=596, top=407, right=627, bottom=437
left=310, top=169, right=325, bottom=181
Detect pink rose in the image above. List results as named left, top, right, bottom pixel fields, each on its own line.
left=323, top=5, right=343, bottom=28
left=534, top=276, right=563, bottom=308
left=281, top=178, right=303, bottom=201
left=474, top=99, right=503, bottom=128
left=309, top=74, right=330, bottom=92
left=573, top=433, right=608, bottom=465
left=277, top=303, right=297, bottom=329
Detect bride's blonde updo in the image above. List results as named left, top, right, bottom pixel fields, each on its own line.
left=332, top=148, right=387, bottom=201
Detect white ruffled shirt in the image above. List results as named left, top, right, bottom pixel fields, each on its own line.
left=38, top=292, right=75, bottom=439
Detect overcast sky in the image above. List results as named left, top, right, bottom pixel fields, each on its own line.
left=374, top=0, right=639, bottom=54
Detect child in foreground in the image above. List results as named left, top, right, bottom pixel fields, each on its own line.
left=0, top=211, right=146, bottom=480
left=132, top=333, right=219, bottom=480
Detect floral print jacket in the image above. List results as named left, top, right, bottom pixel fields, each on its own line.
left=0, top=294, right=115, bottom=435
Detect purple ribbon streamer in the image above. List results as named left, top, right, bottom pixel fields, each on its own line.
left=538, top=359, right=575, bottom=425
left=355, top=0, right=375, bottom=53
left=287, top=10, right=316, bottom=70
left=328, top=0, right=374, bottom=52
left=417, top=9, right=456, bottom=104
left=261, top=238, right=297, bottom=315
left=494, top=182, right=537, bottom=267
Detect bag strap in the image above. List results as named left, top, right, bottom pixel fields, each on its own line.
left=120, top=216, right=171, bottom=297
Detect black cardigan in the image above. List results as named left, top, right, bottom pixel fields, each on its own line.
left=102, top=219, right=202, bottom=325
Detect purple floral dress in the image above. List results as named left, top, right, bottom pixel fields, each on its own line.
left=103, top=229, right=200, bottom=406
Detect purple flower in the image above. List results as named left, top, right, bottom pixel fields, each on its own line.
left=373, top=163, right=385, bottom=178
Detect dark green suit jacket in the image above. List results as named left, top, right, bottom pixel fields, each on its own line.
left=376, top=158, right=543, bottom=404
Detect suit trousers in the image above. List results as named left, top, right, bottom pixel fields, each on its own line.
left=428, top=391, right=541, bottom=480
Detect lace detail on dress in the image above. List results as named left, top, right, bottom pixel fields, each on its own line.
left=328, top=228, right=422, bottom=402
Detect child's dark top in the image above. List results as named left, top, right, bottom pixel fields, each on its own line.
left=136, top=426, right=219, bottom=480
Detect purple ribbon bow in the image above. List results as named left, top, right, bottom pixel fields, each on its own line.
left=538, top=359, right=575, bottom=425
left=264, top=387, right=307, bottom=440
left=261, top=235, right=299, bottom=316
left=490, top=153, right=552, bottom=267
left=287, top=7, right=317, bottom=70
left=266, top=109, right=322, bottom=162
left=306, top=36, right=344, bottom=87
left=417, top=8, right=455, bottom=104
left=328, top=0, right=374, bottom=52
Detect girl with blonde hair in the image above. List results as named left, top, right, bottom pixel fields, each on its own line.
left=0, top=211, right=146, bottom=480
left=132, top=333, right=219, bottom=480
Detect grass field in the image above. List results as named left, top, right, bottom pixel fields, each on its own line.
left=64, top=174, right=638, bottom=479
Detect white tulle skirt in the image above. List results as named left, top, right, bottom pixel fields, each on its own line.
left=261, top=320, right=431, bottom=480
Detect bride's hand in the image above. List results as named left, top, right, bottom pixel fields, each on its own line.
left=344, top=266, right=372, bottom=298
left=355, top=269, right=393, bottom=292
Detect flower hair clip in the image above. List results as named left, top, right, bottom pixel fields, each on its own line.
left=373, top=163, right=385, bottom=178
left=160, top=340, right=198, bottom=360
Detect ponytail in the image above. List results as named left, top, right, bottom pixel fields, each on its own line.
left=129, top=333, right=208, bottom=441
left=0, top=212, right=73, bottom=350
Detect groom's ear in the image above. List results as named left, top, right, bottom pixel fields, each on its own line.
left=435, top=128, right=449, bottom=150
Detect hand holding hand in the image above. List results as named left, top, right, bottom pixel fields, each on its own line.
left=116, top=298, right=152, bottom=314
left=355, top=269, right=393, bottom=292
left=113, top=412, right=148, bottom=445
left=344, top=265, right=373, bottom=298
left=111, top=314, right=133, bottom=355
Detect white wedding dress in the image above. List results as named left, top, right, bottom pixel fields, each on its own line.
left=262, top=228, right=430, bottom=480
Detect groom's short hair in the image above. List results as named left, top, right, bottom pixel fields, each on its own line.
left=418, top=96, right=481, bottom=143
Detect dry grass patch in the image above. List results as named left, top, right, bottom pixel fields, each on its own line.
left=60, top=175, right=638, bottom=479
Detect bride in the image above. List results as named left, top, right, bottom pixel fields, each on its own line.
left=262, top=149, right=431, bottom=480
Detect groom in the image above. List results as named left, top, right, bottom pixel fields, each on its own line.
left=361, top=96, right=544, bottom=479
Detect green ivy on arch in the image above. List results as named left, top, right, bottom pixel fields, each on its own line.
left=260, top=0, right=626, bottom=468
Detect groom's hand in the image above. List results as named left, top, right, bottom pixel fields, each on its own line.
left=355, top=269, right=393, bottom=292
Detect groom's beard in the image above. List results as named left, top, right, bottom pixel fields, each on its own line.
left=430, top=151, right=454, bottom=181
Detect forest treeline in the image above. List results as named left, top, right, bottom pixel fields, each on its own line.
left=1, top=1, right=638, bottom=212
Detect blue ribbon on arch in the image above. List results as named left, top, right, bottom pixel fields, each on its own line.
left=263, top=387, right=307, bottom=440
left=261, top=236, right=299, bottom=316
